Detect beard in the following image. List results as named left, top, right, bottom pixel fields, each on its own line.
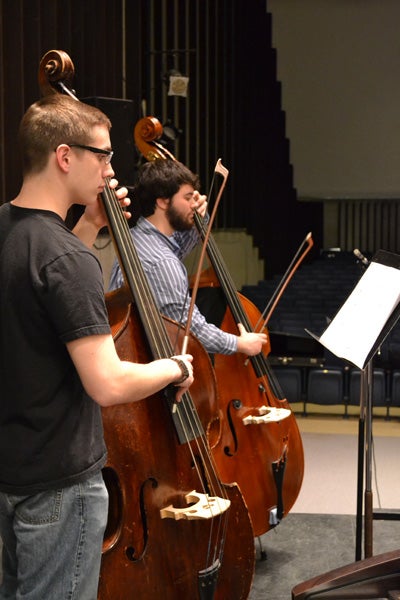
left=166, top=202, right=193, bottom=231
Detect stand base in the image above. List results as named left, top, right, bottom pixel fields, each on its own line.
left=292, top=549, right=400, bottom=599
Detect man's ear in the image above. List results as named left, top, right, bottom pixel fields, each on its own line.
left=156, top=197, right=170, bottom=211
left=54, top=144, right=71, bottom=173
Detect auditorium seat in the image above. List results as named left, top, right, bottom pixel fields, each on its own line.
left=272, top=366, right=303, bottom=411
left=391, top=370, right=400, bottom=407
left=306, top=368, right=345, bottom=412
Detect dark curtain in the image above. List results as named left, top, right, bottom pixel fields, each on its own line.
left=0, top=0, right=322, bottom=276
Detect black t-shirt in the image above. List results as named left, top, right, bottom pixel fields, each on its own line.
left=0, top=203, right=110, bottom=494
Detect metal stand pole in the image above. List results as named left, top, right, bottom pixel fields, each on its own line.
left=355, top=383, right=365, bottom=561
left=355, top=362, right=374, bottom=561
left=364, top=361, right=374, bottom=558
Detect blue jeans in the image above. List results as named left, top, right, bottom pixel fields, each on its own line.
left=0, top=471, right=108, bottom=600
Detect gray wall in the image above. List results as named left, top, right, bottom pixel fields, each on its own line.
left=269, top=0, right=400, bottom=199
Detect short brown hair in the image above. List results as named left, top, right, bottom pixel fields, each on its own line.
left=18, top=94, right=111, bottom=175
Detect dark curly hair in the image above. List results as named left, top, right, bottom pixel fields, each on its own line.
left=134, top=159, right=200, bottom=217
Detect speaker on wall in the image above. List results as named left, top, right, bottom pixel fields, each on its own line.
left=82, top=97, right=138, bottom=187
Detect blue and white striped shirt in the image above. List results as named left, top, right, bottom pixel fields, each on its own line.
left=109, top=217, right=237, bottom=354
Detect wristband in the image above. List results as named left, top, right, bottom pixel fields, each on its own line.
left=170, top=357, right=190, bottom=384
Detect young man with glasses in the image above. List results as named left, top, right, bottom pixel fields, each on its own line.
left=0, top=93, right=193, bottom=600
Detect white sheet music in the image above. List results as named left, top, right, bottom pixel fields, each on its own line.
left=318, top=261, right=400, bottom=369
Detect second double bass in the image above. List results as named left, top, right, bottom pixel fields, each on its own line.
left=194, top=211, right=306, bottom=536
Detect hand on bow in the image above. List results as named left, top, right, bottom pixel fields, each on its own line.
left=236, top=323, right=268, bottom=356
left=171, top=354, right=194, bottom=401
left=193, top=190, right=208, bottom=218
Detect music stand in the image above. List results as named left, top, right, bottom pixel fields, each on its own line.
left=306, top=249, right=400, bottom=562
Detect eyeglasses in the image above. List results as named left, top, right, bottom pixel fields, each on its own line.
left=69, top=144, right=114, bottom=165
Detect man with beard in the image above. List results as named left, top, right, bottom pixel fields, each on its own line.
left=109, top=159, right=267, bottom=356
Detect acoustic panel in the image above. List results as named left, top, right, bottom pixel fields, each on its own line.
left=82, top=97, right=138, bottom=187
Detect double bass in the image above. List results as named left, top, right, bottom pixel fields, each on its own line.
left=134, top=117, right=306, bottom=537
left=38, top=50, right=255, bottom=599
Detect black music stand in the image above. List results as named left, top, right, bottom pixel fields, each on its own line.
left=306, top=249, right=400, bottom=562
